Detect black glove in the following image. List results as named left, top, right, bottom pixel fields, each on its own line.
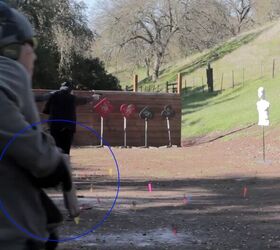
left=32, top=159, right=72, bottom=192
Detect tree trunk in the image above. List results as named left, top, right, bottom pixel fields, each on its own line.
left=152, top=52, right=162, bottom=82
left=237, top=23, right=241, bottom=34
left=146, top=67, right=150, bottom=78
left=144, top=58, right=150, bottom=78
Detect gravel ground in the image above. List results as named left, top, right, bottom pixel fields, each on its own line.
left=52, top=125, right=280, bottom=249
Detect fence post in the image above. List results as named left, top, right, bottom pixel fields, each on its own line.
left=193, top=76, right=195, bottom=89
left=177, top=73, right=182, bottom=94
left=243, top=68, right=245, bottom=87
left=273, top=59, right=275, bottom=78
left=221, top=73, right=224, bottom=92
left=133, top=74, right=138, bottom=92
left=232, top=70, right=235, bottom=88
left=140, top=86, right=142, bottom=92
left=166, top=81, right=169, bottom=93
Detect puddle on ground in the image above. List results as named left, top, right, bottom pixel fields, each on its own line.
left=68, top=228, right=198, bottom=248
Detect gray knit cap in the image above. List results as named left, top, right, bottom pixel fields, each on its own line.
left=0, top=2, right=35, bottom=48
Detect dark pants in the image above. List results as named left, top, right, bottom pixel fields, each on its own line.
left=45, top=232, right=59, bottom=250
left=50, top=128, right=74, bottom=155
left=25, top=238, right=57, bottom=250
left=40, top=191, right=62, bottom=250
left=25, top=240, right=45, bottom=250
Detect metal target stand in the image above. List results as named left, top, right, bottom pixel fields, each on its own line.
left=161, top=105, right=175, bottom=147
left=93, top=98, right=114, bottom=147
left=139, top=106, right=154, bottom=148
left=120, top=104, right=137, bottom=148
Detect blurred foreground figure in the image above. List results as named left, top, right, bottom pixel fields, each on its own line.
left=0, top=2, right=73, bottom=250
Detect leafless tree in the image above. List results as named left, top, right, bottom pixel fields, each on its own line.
left=92, top=0, right=183, bottom=81
left=226, top=0, right=252, bottom=34
left=252, top=0, right=280, bottom=24
left=91, top=0, right=257, bottom=82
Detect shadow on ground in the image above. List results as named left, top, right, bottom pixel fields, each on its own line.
left=57, top=176, right=280, bottom=249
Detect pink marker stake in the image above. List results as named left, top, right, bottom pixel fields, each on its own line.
left=172, top=225, right=177, bottom=236
left=183, top=196, right=188, bottom=205
left=148, top=182, right=152, bottom=192
left=243, top=186, right=248, bottom=198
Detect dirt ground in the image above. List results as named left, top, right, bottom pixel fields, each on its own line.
left=53, top=125, right=280, bottom=250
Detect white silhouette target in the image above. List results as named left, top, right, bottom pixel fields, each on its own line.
left=256, top=87, right=270, bottom=126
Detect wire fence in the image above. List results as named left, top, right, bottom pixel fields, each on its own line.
left=181, top=57, right=280, bottom=94
left=124, top=57, right=280, bottom=94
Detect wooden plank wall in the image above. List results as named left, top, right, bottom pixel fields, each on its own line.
left=34, top=90, right=182, bottom=147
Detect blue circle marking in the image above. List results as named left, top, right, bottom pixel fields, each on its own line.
left=0, top=119, right=120, bottom=242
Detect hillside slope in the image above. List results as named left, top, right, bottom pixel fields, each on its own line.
left=111, top=21, right=280, bottom=139
left=181, top=21, right=280, bottom=138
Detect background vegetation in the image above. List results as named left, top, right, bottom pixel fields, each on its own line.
left=5, top=0, right=280, bottom=139
left=5, top=0, right=121, bottom=90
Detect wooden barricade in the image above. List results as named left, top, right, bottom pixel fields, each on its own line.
left=34, top=90, right=181, bottom=147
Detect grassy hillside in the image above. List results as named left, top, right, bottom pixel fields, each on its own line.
left=112, top=23, right=273, bottom=88
left=182, top=75, right=280, bottom=138
left=111, top=21, right=280, bottom=139
left=180, top=21, right=280, bottom=138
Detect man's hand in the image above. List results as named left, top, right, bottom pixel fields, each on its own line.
left=91, top=90, right=102, bottom=101
left=91, top=93, right=102, bottom=101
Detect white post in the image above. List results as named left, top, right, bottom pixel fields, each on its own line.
left=263, top=126, right=265, bottom=162
left=124, top=117, right=127, bottom=147
left=167, top=117, right=172, bottom=147
left=145, top=118, right=148, bottom=148
left=100, top=117, right=104, bottom=147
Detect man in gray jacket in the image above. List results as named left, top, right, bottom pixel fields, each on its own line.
left=0, top=2, right=72, bottom=250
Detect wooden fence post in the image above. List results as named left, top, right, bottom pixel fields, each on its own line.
left=177, top=73, right=182, bottom=94
left=133, top=74, right=138, bottom=92
left=166, top=81, right=169, bottom=93
left=221, top=73, right=224, bottom=92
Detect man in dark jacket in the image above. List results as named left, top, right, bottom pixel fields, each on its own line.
left=43, top=81, right=77, bottom=155
left=43, top=81, right=101, bottom=154
left=0, top=3, right=72, bottom=249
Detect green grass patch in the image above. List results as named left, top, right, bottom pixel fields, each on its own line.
left=182, top=75, right=280, bottom=138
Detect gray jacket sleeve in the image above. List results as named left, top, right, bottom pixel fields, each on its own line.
left=0, top=90, right=62, bottom=178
